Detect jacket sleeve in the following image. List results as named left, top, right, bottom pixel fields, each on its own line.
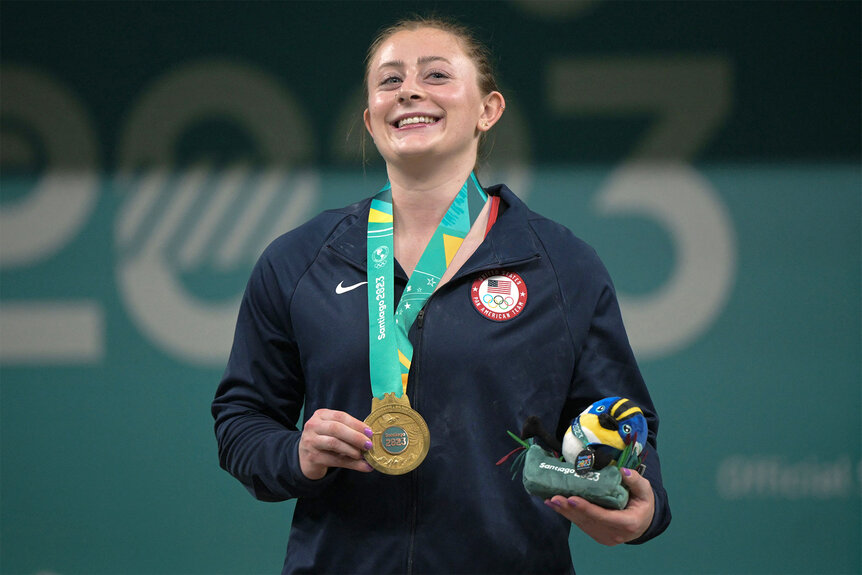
left=570, top=278, right=671, bottom=544
left=212, top=240, right=339, bottom=501
left=540, top=222, right=671, bottom=544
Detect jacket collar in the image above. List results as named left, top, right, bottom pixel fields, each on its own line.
left=326, top=184, right=541, bottom=276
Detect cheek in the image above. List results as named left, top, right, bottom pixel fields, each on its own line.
left=366, top=95, right=389, bottom=124
left=441, top=87, right=481, bottom=118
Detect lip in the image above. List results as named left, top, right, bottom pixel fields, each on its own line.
left=390, top=113, right=443, bottom=130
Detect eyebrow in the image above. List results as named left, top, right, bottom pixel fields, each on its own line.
left=377, top=55, right=453, bottom=70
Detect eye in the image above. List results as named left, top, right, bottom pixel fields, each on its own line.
left=596, top=405, right=606, bottom=413
left=426, top=70, right=450, bottom=81
left=380, top=75, right=402, bottom=87
left=622, top=424, right=632, bottom=434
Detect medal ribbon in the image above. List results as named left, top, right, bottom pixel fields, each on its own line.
left=367, top=173, right=488, bottom=398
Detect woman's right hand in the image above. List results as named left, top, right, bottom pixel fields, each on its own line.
left=298, top=409, right=375, bottom=480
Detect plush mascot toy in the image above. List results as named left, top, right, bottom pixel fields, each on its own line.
left=562, top=397, right=648, bottom=474
left=498, top=397, right=648, bottom=510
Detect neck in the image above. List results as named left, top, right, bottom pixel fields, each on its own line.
left=387, top=155, right=476, bottom=237
left=385, top=155, right=478, bottom=277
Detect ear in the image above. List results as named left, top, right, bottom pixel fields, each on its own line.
left=363, top=108, right=374, bottom=139
left=477, top=91, right=506, bottom=133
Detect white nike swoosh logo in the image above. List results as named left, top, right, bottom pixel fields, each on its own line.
left=335, top=281, right=367, bottom=295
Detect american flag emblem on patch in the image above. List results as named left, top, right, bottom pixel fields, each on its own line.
left=486, top=279, right=511, bottom=294
left=471, top=271, right=527, bottom=322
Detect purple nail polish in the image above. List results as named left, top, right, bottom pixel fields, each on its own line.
left=623, top=468, right=631, bottom=477
left=545, top=499, right=561, bottom=508
left=364, top=427, right=374, bottom=438
left=566, top=497, right=578, bottom=507
left=364, top=440, right=373, bottom=450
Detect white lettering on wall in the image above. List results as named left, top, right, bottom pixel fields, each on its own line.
left=597, top=163, right=736, bottom=357
left=0, top=65, right=104, bottom=363
left=548, top=57, right=736, bottom=358
left=0, top=56, right=738, bottom=365
left=116, top=60, right=318, bottom=365
left=717, top=455, right=858, bottom=500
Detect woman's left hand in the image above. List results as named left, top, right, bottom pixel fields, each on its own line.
left=544, top=467, right=654, bottom=545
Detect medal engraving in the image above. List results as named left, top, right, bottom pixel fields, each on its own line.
left=363, top=393, right=430, bottom=475
left=381, top=426, right=409, bottom=454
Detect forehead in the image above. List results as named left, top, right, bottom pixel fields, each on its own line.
left=371, top=27, right=469, bottom=68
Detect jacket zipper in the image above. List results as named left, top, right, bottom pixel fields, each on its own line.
left=405, top=307, right=425, bottom=574
left=402, top=258, right=536, bottom=573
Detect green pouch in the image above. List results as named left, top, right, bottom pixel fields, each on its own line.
left=521, top=445, right=629, bottom=510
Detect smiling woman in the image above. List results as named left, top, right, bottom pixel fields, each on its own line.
left=212, top=15, right=670, bottom=575
left=363, top=17, right=501, bottom=173
left=363, top=25, right=504, bottom=205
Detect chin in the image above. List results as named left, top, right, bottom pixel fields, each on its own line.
left=391, top=142, right=476, bottom=165
left=386, top=144, right=441, bottom=163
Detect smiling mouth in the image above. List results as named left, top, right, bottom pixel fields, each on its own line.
left=394, top=115, right=441, bottom=129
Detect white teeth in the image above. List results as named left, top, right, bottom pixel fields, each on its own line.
left=397, top=116, right=437, bottom=128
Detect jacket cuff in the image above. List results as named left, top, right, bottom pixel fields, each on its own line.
left=281, top=431, right=342, bottom=498
left=626, top=485, right=671, bottom=545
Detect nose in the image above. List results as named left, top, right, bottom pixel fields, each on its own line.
left=397, top=91, right=421, bottom=103
left=397, top=76, right=424, bottom=103
left=397, top=88, right=423, bottom=103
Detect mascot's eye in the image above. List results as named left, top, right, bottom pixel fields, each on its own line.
left=596, top=405, right=606, bottom=413
left=622, top=424, right=632, bottom=434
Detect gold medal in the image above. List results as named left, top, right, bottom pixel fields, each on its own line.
left=363, top=393, right=430, bottom=475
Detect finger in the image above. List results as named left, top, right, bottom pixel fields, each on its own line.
left=620, top=467, right=652, bottom=499
left=565, top=494, right=614, bottom=522
left=544, top=495, right=568, bottom=511
left=307, top=411, right=374, bottom=455
left=305, top=428, right=371, bottom=460
left=320, top=409, right=374, bottom=436
left=544, top=495, right=603, bottom=522
left=547, top=495, right=631, bottom=546
left=545, top=496, right=617, bottom=542
left=314, top=451, right=375, bottom=473
left=321, top=420, right=373, bottom=454
left=565, top=484, right=649, bottom=542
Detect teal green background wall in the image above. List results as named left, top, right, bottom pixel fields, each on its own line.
left=1, top=1, right=859, bottom=574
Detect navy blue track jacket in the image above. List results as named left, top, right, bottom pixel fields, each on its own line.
left=213, top=185, right=671, bottom=574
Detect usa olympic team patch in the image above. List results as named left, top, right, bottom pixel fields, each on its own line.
left=471, top=270, right=527, bottom=321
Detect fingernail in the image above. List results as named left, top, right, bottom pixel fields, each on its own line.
left=364, top=440, right=373, bottom=450
left=363, top=462, right=374, bottom=472
left=623, top=468, right=631, bottom=476
left=566, top=497, right=578, bottom=507
left=545, top=499, right=561, bottom=508
left=364, top=427, right=374, bottom=438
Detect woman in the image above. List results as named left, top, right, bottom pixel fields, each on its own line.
left=213, top=16, right=670, bottom=574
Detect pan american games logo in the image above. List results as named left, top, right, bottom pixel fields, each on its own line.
left=115, top=61, right=317, bottom=365
left=116, top=166, right=316, bottom=365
